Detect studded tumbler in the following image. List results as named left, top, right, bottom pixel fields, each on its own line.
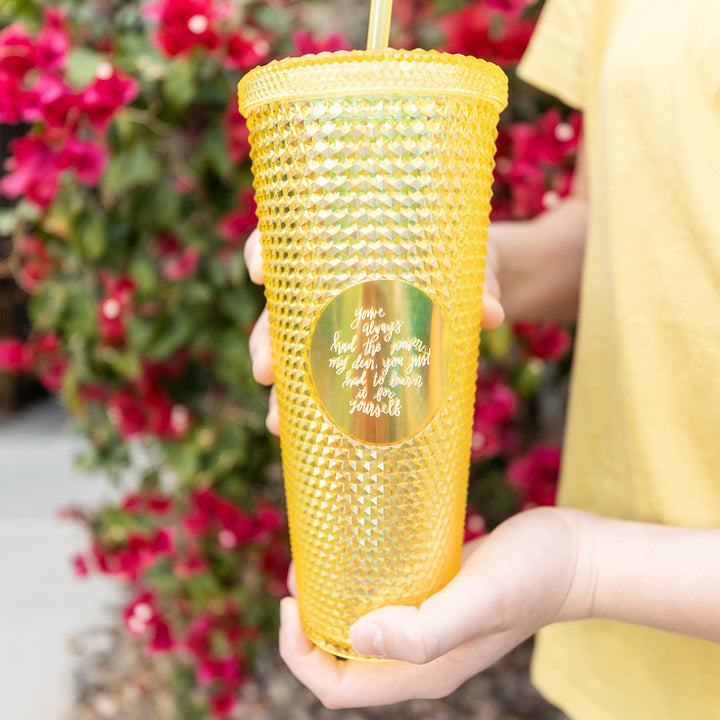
left=238, top=49, right=507, bottom=659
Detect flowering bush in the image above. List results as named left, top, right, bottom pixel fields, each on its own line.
left=1, top=0, right=577, bottom=716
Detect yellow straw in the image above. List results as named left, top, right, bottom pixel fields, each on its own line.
left=366, top=0, right=392, bottom=50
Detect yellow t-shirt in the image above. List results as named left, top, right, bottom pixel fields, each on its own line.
left=517, top=1, right=720, bottom=718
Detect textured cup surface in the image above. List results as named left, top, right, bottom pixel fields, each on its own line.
left=239, top=49, right=507, bottom=658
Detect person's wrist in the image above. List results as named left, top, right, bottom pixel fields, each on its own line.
left=553, top=507, right=600, bottom=623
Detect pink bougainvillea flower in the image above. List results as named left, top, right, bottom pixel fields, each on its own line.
left=80, top=63, right=139, bottom=131
left=485, top=0, right=534, bottom=15
left=207, top=688, right=239, bottom=718
left=138, top=377, right=192, bottom=439
left=150, top=528, right=174, bottom=554
left=513, top=321, right=572, bottom=361
left=291, top=30, right=351, bottom=56
left=17, top=236, right=54, bottom=293
left=471, top=371, right=519, bottom=461
left=122, top=491, right=173, bottom=515
left=0, top=73, right=37, bottom=123
left=218, top=189, right=256, bottom=246
left=24, top=332, right=67, bottom=390
left=508, top=109, right=580, bottom=167
left=222, top=30, right=270, bottom=71
left=174, top=552, right=208, bottom=578
left=59, top=137, right=107, bottom=185
left=148, top=0, right=222, bottom=57
left=507, top=443, right=562, bottom=509
left=147, top=617, right=175, bottom=653
left=196, top=657, right=243, bottom=686
left=124, top=591, right=157, bottom=633
left=97, top=272, right=135, bottom=345
left=194, top=489, right=255, bottom=547
left=492, top=110, right=581, bottom=220
left=221, top=101, right=250, bottom=164
left=185, top=613, right=214, bottom=658
left=0, top=338, right=29, bottom=371
left=261, top=540, right=290, bottom=597
left=463, top=508, right=487, bottom=542
left=0, top=24, right=36, bottom=78
left=253, top=504, right=284, bottom=541
left=17, top=236, right=52, bottom=291
left=108, top=389, right=146, bottom=438
left=78, top=382, right=107, bottom=403
left=34, top=74, right=80, bottom=129
left=72, top=553, right=89, bottom=577
left=35, top=8, right=71, bottom=74
left=57, top=504, right=87, bottom=521
left=154, top=233, right=201, bottom=281
left=95, top=527, right=174, bottom=582
left=440, top=3, right=534, bottom=67
left=1, top=134, right=62, bottom=209
left=124, top=590, right=175, bottom=651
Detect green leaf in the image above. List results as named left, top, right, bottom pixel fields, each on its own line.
left=481, top=323, right=513, bottom=362
left=28, top=283, right=69, bottom=329
left=0, top=0, right=40, bottom=24
left=514, top=358, right=545, bottom=397
left=217, top=287, right=260, bottom=326
left=147, top=312, right=194, bottom=359
left=126, top=316, right=156, bottom=353
left=128, top=255, right=160, bottom=295
left=81, top=212, right=107, bottom=260
left=66, top=47, right=104, bottom=89
left=101, top=142, right=162, bottom=201
left=66, top=285, right=98, bottom=337
left=162, top=58, right=196, bottom=111
left=199, top=127, right=233, bottom=178
left=141, top=184, right=181, bottom=229
left=254, top=4, right=293, bottom=35
left=60, top=365, right=82, bottom=415
left=163, top=439, right=201, bottom=483
left=99, top=347, right=142, bottom=379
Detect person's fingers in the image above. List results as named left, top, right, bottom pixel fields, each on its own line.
left=349, top=550, right=504, bottom=664
left=243, top=228, right=264, bottom=285
left=484, top=264, right=501, bottom=300
left=279, top=597, right=522, bottom=708
left=482, top=291, right=505, bottom=329
left=249, top=309, right=274, bottom=385
left=278, top=596, right=462, bottom=708
left=279, top=597, right=348, bottom=706
left=266, top=385, right=279, bottom=435
left=287, top=563, right=297, bottom=597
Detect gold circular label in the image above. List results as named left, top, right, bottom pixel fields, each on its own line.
left=308, top=280, right=451, bottom=445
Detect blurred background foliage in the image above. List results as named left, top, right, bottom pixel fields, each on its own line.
left=0, top=0, right=578, bottom=716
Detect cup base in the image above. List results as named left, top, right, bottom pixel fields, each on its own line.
left=308, top=634, right=388, bottom=662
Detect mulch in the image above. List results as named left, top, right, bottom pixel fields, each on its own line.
left=70, top=624, right=568, bottom=720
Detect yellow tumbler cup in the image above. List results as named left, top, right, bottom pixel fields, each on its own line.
left=238, top=49, right=507, bottom=659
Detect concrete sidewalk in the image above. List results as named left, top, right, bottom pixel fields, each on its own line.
left=0, top=400, right=120, bottom=720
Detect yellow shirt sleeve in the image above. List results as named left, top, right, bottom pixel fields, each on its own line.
left=517, top=0, right=594, bottom=110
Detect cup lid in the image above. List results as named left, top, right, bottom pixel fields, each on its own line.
left=237, top=48, right=508, bottom=116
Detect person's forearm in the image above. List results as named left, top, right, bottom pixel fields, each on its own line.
left=560, top=509, right=720, bottom=643
left=492, top=137, right=589, bottom=323
left=492, top=196, right=588, bottom=323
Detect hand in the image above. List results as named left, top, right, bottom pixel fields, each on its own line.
left=278, top=507, right=584, bottom=709
left=243, top=228, right=506, bottom=435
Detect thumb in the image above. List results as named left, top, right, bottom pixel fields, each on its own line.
left=349, top=564, right=496, bottom=664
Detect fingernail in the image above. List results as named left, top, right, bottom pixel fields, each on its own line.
left=350, top=622, right=385, bottom=657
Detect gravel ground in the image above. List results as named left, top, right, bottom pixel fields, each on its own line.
left=71, top=626, right=568, bottom=720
